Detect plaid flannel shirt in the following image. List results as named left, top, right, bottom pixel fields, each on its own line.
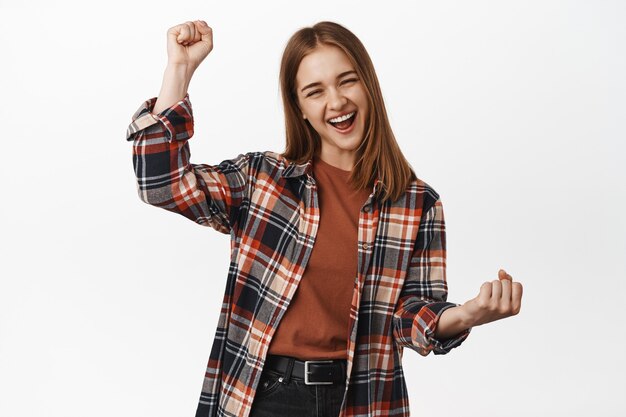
left=125, top=93, right=471, bottom=417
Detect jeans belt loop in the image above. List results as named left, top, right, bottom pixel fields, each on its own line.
left=280, top=357, right=295, bottom=384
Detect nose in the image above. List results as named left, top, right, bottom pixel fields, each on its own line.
left=328, top=87, right=348, bottom=110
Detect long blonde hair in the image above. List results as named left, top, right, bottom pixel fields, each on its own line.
left=279, top=21, right=417, bottom=205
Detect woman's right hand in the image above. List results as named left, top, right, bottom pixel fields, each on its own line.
left=166, top=20, right=213, bottom=72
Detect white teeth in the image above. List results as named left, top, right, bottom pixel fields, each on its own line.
left=328, top=111, right=355, bottom=123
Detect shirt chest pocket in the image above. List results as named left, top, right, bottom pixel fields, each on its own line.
left=244, top=185, right=304, bottom=249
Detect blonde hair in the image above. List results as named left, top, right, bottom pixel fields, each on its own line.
left=279, top=21, right=417, bottom=205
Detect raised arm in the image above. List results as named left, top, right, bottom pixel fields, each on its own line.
left=126, top=93, right=250, bottom=234
left=125, top=21, right=250, bottom=235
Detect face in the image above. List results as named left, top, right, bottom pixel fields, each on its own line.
left=295, top=44, right=369, bottom=169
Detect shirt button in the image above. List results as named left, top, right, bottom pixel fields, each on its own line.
left=363, top=205, right=370, bottom=212
left=362, top=243, right=369, bottom=250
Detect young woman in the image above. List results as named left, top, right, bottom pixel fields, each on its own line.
left=125, top=20, right=523, bottom=417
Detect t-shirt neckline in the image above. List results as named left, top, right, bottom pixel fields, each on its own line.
left=313, top=154, right=352, bottom=174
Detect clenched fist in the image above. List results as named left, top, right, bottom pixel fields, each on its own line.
left=461, top=269, right=523, bottom=327
left=166, top=20, right=213, bottom=71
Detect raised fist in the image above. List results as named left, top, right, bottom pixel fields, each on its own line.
left=166, top=20, right=213, bottom=72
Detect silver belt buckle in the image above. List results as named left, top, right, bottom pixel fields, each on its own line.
left=304, top=360, right=334, bottom=385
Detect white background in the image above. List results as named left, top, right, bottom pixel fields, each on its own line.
left=1, top=1, right=625, bottom=416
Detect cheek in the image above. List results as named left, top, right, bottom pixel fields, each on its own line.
left=306, top=112, right=326, bottom=130
left=311, top=108, right=327, bottom=125
left=301, top=102, right=317, bottom=117
left=348, top=91, right=368, bottom=115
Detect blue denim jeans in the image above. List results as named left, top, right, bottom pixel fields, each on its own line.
left=249, top=366, right=346, bottom=417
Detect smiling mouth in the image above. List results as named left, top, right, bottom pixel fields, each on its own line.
left=328, top=111, right=357, bottom=131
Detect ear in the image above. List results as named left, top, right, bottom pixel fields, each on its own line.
left=302, top=114, right=307, bottom=119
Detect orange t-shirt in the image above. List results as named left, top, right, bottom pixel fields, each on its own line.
left=267, top=154, right=372, bottom=360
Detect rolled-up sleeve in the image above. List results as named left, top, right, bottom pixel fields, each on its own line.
left=392, top=197, right=471, bottom=356
left=125, top=94, right=250, bottom=235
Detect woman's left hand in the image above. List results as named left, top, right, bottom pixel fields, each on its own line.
left=460, top=269, right=523, bottom=327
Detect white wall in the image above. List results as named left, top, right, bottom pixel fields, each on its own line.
left=1, top=1, right=624, bottom=416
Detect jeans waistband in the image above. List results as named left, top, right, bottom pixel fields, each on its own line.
left=263, top=354, right=347, bottom=385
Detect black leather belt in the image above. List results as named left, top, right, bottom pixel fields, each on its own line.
left=263, top=354, right=347, bottom=385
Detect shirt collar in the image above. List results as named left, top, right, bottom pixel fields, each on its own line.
left=281, top=156, right=386, bottom=194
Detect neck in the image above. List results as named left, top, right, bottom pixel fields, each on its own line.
left=315, top=151, right=355, bottom=172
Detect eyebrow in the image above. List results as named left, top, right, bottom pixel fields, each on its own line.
left=300, top=70, right=358, bottom=93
